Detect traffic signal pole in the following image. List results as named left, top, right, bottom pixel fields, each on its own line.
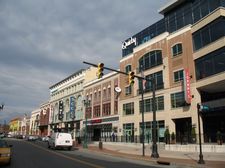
left=83, top=61, right=159, bottom=158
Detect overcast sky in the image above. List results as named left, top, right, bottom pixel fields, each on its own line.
left=0, top=0, right=168, bottom=123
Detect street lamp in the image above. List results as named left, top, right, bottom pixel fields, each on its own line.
left=140, top=65, right=145, bottom=156
left=83, top=97, right=90, bottom=149
left=151, top=76, right=159, bottom=158
left=197, top=103, right=205, bottom=164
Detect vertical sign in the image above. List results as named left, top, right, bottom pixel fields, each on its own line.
left=183, top=69, right=192, bottom=104
left=58, top=100, right=64, bottom=120
left=70, top=96, right=75, bottom=119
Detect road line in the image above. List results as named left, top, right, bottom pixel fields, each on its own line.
left=24, top=141, right=105, bottom=168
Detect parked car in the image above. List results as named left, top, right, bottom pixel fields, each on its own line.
left=48, top=132, right=73, bottom=150
left=42, top=136, right=50, bottom=142
left=0, top=140, right=12, bottom=165
left=16, top=135, right=23, bottom=139
left=7, top=134, right=13, bottom=138
left=27, top=135, right=38, bottom=141
left=0, top=133, right=5, bottom=139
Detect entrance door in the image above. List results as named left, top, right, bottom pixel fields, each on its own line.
left=125, top=130, right=132, bottom=142
left=93, top=128, right=101, bottom=141
left=175, top=118, right=192, bottom=144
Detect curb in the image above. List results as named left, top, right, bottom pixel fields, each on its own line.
left=76, top=146, right=225, bottom=168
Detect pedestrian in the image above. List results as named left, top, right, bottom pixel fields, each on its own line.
left=112, top=132, right=115, bottom=142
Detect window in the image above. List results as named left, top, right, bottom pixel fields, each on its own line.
left=125, top=65, right=132, bottom=73
left=139, top=71, right=163, bottom=93
left=193, top=17, right=225, bottom=51
left=174, top=70, right=184, bottom=82
left=107, top=87, right=111, bottom=98
left=125, top=85, right=132, bottom=95
left=139, top=50, right=162, bottom=71
left=102, top=103, right=111, bottom=116
left=114, top=101, right=118, bottom=114
left=172, top=43, right=183, bottom=57
left=195, top=47, right=225, bottom=80
left=93, top=105, right=101, bottom=117
left=103, top=89, right=106, bottom=98
left=123, top=102, right=134, bottom=115
left=171, top=92, right=185, bottom=108
left=139, top=96, right=164, bottom=113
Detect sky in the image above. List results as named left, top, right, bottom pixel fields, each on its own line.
left=0, top=0, right=168, bottom=123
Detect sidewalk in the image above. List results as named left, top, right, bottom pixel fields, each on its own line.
left=77, top=142, right=225, bottom=168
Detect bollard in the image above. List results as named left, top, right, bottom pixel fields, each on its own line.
left=99, top=140, right=103, bottom=150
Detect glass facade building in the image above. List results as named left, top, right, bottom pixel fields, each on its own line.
left=122, top=0, right=225, bottom=57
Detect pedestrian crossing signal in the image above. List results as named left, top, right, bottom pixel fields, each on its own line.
left=128, top=71, right=135, bottom=85
left=97, top=63, right=104, bottom=79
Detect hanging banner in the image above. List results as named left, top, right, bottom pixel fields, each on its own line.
left=70, top=96, right=75, bottom=119
left=183, top=69, right=192, bottom=104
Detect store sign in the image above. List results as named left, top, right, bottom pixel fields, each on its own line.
left=183, top=69, right=192, bottom=104
left=70, top=96, right=75, bottom=119
left=91, top=119, right=102, bottom=124
left=122, top=37, right=136, bottom=49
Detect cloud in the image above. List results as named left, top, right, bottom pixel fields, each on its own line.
left=0, top=0, right=167, bottom=123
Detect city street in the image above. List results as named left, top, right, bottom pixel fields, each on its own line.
left=2, top=139, right=165, bottom=168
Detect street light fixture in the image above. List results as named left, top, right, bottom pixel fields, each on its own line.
left=0, top=103, right=4, bottom=111
left=83, top=97, right=90, bottom=149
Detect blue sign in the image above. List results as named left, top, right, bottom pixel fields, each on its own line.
left=70, top=96, right=75, bottom=119
left=200, top=105, right=209, bottom=112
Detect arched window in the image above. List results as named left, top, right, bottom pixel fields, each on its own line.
left=139, top=50, right=162, bottom=71
left=172, top=43, right=182, bottom=57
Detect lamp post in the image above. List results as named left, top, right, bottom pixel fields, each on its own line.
left=197, top=103, right=205, bottom=164
left=151, top=76, right=159, bottom=158
left=83, top=98, right=90, bottom=149
left=140, top=65, right=145, bottom=156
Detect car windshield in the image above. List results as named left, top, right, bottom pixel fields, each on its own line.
left=0, top=140, right=9, bottom=147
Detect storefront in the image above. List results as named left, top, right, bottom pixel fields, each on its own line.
left=84, top=116, right=119, bottom=142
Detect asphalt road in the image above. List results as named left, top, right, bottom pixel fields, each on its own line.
left=2, top=139, right=166, bottom=168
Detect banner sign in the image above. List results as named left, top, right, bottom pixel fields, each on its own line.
left=70, top=96, right=75, bottom=119
left=183, top=69, right=192, bottom=104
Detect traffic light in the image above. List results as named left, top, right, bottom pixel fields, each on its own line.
left=58, top=100, right=64, bottom=120
left=97, top=63, right=104, bottom=79
left=128, top=71, right=135, bottom=85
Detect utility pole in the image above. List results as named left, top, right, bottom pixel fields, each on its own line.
left=83, top=61, right=159, bottom=158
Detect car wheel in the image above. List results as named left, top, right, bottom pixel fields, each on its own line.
left=48, top=142, right=50, bottom=149
left=68, top=146, right=72, bottom=151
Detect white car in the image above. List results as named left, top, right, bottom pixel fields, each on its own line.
left=42, top=136, right=50, bottom=142
left=48, top=132, right=73, bottom=150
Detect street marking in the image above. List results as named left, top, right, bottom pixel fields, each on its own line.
left=24, top=141, right=104, bottom=168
